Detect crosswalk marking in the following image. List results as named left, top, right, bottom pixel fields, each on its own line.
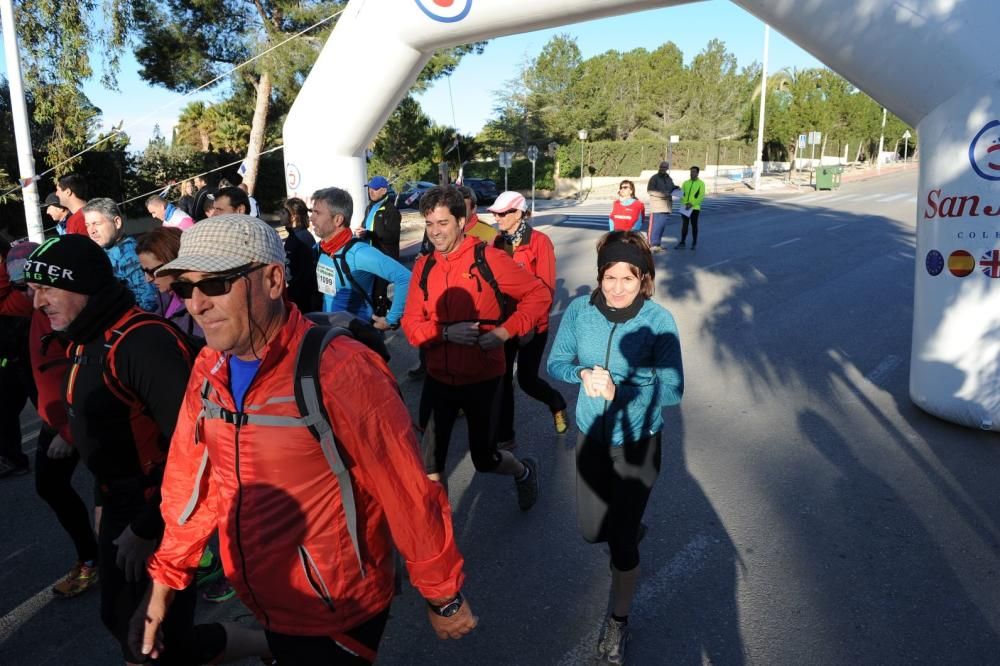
left=877, top=192, right=912, bottom=202
left=772, top=237, right=802, bottom=248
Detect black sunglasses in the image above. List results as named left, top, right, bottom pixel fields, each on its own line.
left=141, top=264, right=164, bottom=277
left=169, top=264, right=265, bottom=300
left=493, top=209, right=519, bottom=218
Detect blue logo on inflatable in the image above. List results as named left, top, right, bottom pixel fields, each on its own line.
left=969, top=120, right=1000, bottom=181
left=414, top=0, right=471, bottom=23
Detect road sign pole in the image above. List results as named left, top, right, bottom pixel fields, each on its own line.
left=531, top=159, right=536, bottom=215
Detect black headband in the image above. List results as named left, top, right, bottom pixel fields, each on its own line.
left=598, top=241, right=651, bottom=276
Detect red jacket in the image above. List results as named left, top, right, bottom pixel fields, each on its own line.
left=65, top=209, right=87, bottom=236
left=0, top=262, right=71, bottom=441
left=493, top=225, right=557, bottom=333
left=402, top=235, right=551, bottom=385
left=148, top=307, right=464, bottom=638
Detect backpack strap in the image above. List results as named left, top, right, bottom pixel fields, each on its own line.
left=294, top=325, right=365, bottom=577
left=418, top=253, right=437, bottom=302
left=103, top=313, right=200, bottom=405
left=332, top=238, right=376, bottom=310
left=472, top=242, right=508, bottom=319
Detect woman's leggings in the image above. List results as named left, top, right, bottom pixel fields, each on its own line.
left=679, top=209, right=700, bottom=244
left=576, top=431, right=662, bottom=572
left=498, top=331, right=567, bottom=442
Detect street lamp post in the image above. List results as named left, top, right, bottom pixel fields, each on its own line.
left=578, top=129, right=588, bottom=200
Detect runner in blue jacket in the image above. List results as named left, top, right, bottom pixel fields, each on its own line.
left=547, top=230, right=683, bottom=664
left=312, top=187, right=411, bottom=330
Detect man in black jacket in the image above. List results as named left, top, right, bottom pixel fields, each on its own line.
left=646, top=161, right=677, bottom=252
left=358, top=175, right=402, bottom=316
left=191, top=174, right=217, bottom=222
left=24, top=235, right=238, bottom=664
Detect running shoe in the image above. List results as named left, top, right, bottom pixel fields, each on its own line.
left=195, top=551, right=224, bottom=587
left=597, top=616, right=629, bottom=664
left=0, top=457, right=29, bottom=478
left=674, top=241, right=686, bottom=249
left=553, top=410, right=569, bottom=435
left=202, top=578, right=236, bottom=603
left=515, top=457, right=539, bottom=511
left=52, top=561, right=98, bottom=598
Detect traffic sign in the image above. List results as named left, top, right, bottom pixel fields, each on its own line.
left=902, top=130, right=912, bottom=139
left=499, top=151, right=513, bottom=168
left=808, top=131, right=822, bottom=145
left=527, top=145, right=539, bottom=162
left=798, top=134, right=807, bottom=149
left=670, top=135, right=680, bottom=144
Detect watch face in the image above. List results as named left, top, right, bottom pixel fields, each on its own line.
left=439, top=600, right=462, bottom=617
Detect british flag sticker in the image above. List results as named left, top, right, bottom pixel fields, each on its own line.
left=414, top=0, right=472, bottom=22
left=980, top=249, right=1000, bottom=278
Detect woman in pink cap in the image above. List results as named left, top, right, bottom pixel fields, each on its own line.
left=488, top=191, right=569, bottom=446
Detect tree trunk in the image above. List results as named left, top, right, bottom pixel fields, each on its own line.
left=854, top=141, right=864, bottom=163
left=242, top=70, right=272, bottom=194
left=199, top=130, right=211, bottom=152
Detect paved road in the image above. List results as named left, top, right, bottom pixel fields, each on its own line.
left=3, top=170, right=999, bottom=664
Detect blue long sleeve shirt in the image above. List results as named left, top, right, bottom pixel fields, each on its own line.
left=547, top=295, right=683, bottom=445
left=106, top=236, right=159, bottom=312
left=318, top=241, right=411, bottom=325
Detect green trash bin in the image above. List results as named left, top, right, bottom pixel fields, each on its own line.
left=816, top=165, right=842, bottom=190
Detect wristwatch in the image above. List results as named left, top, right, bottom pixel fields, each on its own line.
left=428, top=591, right=464, bottom=617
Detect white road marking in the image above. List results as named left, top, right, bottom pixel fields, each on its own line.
left=865, top=354, right=902, bottom=386
left=878, top=193, right=912, bottom=203
left=0, top=578, right=61, bottom=644
left=854, top=193, right=886, bottom=201
left=906, top=196, right=918, bottom=204
left=556, top=534, right=711, bottom=666
left=826, top=224, right=848, bottom=231
left=771, top=238, right=802, bottom=248
left=702, top=259, right=731, bottom=270
left=898, top=251, right=915, bottom=259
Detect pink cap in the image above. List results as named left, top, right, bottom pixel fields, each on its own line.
left=488, top=191, right=527, bottom=213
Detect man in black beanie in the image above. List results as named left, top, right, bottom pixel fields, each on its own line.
left=25, top=234, right=236, bottom=664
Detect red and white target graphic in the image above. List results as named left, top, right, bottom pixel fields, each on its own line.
left=414, top=0, right=472, bottom=23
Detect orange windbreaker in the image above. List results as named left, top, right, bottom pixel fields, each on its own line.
left=402, top=235, right=551, bottom=385
left=148, top=307, right=465, bottom=637
left=493, top=225, right=557, bottom=333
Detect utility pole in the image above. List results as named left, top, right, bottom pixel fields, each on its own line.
left=753, top=24, right=770, bottom=191
left=1, top=0, right=44, bottom=242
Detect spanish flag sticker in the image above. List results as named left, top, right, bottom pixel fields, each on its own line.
left=948, top=250, right=976, bottom=277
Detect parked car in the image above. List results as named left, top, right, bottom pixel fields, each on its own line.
left=464, top=178, right=499, bottom=205
left=395, top=181, right=437, bottom=209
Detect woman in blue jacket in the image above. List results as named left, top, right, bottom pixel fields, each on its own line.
left=547, top=230, right=683, bottom=664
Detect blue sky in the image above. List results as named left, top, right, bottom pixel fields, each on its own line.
left=8, top=0, right=822, bottom=151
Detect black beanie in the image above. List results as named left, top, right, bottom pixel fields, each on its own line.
left=22, top=234, right=114, bottom=295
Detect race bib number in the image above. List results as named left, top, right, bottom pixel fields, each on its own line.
left=316, top=261, right=337, bottom=296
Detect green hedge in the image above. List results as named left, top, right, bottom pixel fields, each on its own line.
left=460, top=158, right=556, bottom=191
left=556, top=139, right=757, bottom=177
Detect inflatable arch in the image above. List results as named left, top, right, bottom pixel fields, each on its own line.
left=283, top=0, right=1000, bottom=432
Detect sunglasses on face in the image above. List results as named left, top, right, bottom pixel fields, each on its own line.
left=169, top=264, right=265, bottom=300
left=141, top=264, right=164, bottom=277
left=493, top=209, right=519, bottom=218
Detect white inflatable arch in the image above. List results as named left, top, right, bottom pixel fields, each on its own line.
left=284, top=0, right=1000, bottom=432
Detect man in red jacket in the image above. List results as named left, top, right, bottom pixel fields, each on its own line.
left=134, top=214, right=476, bottom=664
left=402, top=186, right=551, bottom=511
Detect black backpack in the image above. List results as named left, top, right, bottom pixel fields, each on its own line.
left=417, top=242, right=508, bottom=325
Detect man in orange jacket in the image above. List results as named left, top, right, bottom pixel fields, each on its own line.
left=133, top=214, right=476, bottom=664
left=402, top=186, right=552, bottom=511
